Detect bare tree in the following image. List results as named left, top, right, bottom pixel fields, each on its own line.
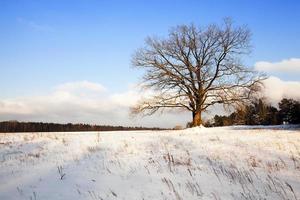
left=131, top=19, right=265, bottom=127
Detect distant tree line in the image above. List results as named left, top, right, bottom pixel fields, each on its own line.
left=0, top=121, right=164, bottom=133
left=206, top=98, right=300, bottom=127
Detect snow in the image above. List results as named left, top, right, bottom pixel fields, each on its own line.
left=0, top=126, right=300, bottom=200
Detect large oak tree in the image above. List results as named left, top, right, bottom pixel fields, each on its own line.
left=131, top=19, right=265, bottom=126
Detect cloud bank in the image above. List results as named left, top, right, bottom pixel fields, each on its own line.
left=0, top=81, right=188, bottom=128
left=0, top=77, right=299, bottom=128
left=255, top=58, right=300, bottom=73
left=261, top=76, right=300, bottom=106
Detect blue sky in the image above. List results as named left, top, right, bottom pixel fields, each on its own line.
left=0, top=0, right=300, bottom=127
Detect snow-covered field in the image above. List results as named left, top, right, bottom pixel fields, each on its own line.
left=1, top=126, right=300, bottom=200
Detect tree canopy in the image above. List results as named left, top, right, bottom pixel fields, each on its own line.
left=132, top=19, right=265, bottom=126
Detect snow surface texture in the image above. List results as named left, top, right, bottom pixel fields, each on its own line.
left=0, top=126, right=300, bottom=200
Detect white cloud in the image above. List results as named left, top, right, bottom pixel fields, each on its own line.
left=262, top=76, right=300, bottom=105
left=255, top=58, right=300, bottom=73
left=0, top=81, right=188, bottom=128
left=0, top=78, right=299, bottom=128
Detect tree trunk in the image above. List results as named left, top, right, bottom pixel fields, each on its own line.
left=192, top=111, right=202, bottom=126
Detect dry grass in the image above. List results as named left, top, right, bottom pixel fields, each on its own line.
left=0, top=128, right=299, bottom=199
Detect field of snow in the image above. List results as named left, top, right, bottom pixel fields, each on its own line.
left=1, top=126, right=300, bottom=200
